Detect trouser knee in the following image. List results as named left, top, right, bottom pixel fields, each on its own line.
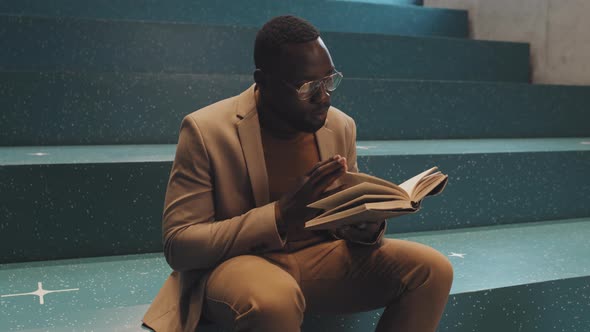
left=405, top=249, right=454, bottom=292
left=435, top=255, right=454, bottom=289
left=239, top=285, right=306, bottom=331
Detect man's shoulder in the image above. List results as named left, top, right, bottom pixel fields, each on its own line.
left=327, top=105, right=355, bottom=132
left=184, top=94, right=240, bottom=127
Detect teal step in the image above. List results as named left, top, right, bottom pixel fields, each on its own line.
left=0, top=15, right=528, bottom=81
left=332, top=0, right=423, bottom=4
left=1, top=218, right=588, bottom=331
left=0, top=0, right=466, bottom=38
left=306, top=218, right=590, bottom=331
left=1, top=138, right=589, bottom=262
left=6, top=74, right=589, bottom=147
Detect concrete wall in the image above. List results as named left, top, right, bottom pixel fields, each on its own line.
left=425, top=0, right=590, bottom=86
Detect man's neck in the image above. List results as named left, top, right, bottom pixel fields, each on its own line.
left=255, top=87, right=304, bottom=140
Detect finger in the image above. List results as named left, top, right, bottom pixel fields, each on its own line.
left=311, top=165, right=346, bottom=195
left=305, top=155, right=341, bottom=176
left=353, top=222, right=367, bottom=230
left=351, top=221, right=382, bottom=231
left=341, top=157, right=348, bottom=172
left=308, top=159, right=345, bottom=184
left=340, top=224, right=363, bottom=233
left=309, top=168, right=344, bottom=193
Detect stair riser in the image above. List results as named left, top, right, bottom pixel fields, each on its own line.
left=0, top=15, right=526, bottom=80
left=2, top=150, right=588, bottom=262
left=0, top=0, right=465, bottom=37
left=301, top=276, right=590, bottom=332
left=365, top=151, right=590, bottom=233
left=438, top=276, right=590, bottom=332
left=0, top=162, right=169, bottom=263
left=4, top=72, right=585, bottom=147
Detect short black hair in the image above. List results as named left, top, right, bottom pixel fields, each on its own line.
left=254, top=15, right=320, bottom=72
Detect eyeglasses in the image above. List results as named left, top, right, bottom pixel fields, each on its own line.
left=281, top=71, right=344, bottom=101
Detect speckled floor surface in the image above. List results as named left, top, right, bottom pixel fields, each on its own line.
left=1, top=217, right=588, bottom=331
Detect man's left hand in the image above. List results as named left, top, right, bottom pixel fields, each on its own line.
left=337, top=220, right=385, bottom=243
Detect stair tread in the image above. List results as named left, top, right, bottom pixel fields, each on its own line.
left=1, top=217, right=589, bottom=331
left=2, top=138, right=590, bottom=166
left=395, top=217, right=590, bottom=293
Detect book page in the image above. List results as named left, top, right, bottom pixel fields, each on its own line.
left=305, top=202, right=416, bottom=230
left=326, top=171, right=406, bottom=192
left=316, top=194, right=406, bottom=218
left=308, top=182, right=405, bottom=210
left=412, top=172, right=442, bottom=197
left=411, top=174, right=449, bottom=202
left=398, top=167, right=439, bottom=197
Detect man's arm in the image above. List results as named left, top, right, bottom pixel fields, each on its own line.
left=162, top=116, right=286, bottom=272
left=328, top=116, right=387, bottom=245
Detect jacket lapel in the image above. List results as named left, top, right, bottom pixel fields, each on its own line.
left=314, top=120, right=335, bottom=162
left=236, top=85, right=269, bottom=207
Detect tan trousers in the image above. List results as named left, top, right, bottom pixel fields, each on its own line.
left=202, top=238, right=454, bottom=332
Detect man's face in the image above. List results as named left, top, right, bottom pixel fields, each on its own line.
left=260, top=37, right=336, bottom=133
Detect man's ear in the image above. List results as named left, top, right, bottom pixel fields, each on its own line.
left=253, top=69, right=265, bottom=86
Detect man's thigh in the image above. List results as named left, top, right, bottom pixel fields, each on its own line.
left=202, top=254, right=304, bottom=327
left=292, top=238, right=451, bottom=314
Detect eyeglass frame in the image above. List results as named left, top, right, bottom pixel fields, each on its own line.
left=279, top=70, right=344, bottom=101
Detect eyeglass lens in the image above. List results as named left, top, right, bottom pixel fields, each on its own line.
left=299, top=72, right=343, bottom=99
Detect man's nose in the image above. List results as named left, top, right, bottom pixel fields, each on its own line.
left=311, top=82, right=331, bottom=104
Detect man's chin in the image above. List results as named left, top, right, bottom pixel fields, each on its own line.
left=302, top=119, right=326, bottom=133
left=275, top=108, right=327, bottom=133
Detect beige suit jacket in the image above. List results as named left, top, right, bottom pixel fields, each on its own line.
left=142, top=84, right=386, bottom=332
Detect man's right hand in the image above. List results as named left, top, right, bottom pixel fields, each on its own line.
left=277, top=154, right=348, bottom=232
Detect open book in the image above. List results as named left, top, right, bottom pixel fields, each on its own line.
left=304, top=167, right=448, bottom=230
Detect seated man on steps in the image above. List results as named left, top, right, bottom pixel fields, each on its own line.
left=142, top=15, right=454, bottom=332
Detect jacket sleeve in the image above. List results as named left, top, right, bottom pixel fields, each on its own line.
left=162, top=115, right=286, bottom=272
left=328, top=116, right=387, bottom=245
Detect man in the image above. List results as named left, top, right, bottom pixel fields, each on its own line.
left=142, top=15, right=453, bottom=332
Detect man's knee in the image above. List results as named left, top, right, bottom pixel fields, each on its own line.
left=240, top=282, right=306, bottom=329
left=432, top=252, right=454, bottom=289
left=414, top=248, right=454, bottom=292
left=388, top=242, right=454, bottom=292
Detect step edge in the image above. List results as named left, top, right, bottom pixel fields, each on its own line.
left=3, top=138, right=590, bottom=166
